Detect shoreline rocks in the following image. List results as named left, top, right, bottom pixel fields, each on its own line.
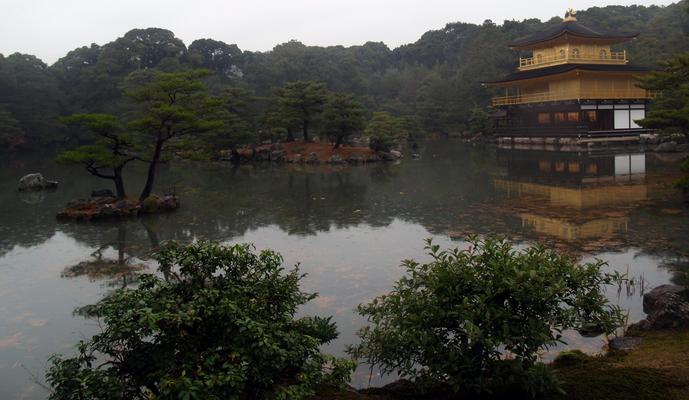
left=631, top=284, right=689, bottom=331
left=57, top=195, right=179, bottom=221
left=18, top=173, right=58, bottom=191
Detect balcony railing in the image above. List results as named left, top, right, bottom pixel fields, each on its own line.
left=491, top=89, right=658, bottom=106
left=519, top=51, right=627, bottom=70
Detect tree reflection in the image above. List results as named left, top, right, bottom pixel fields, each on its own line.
left=61, top=224, right=147, bottom=287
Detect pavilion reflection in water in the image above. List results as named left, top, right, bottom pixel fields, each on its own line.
left=494, top=150, right=648, bottom=242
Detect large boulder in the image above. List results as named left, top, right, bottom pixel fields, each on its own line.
left=643, top=284, right=689, bottom=314
left=18, top=173, right=58, bottom=191
left=270, top=150, right=286, bottom=162
left=306, top=152, right=320, bottom=164
left=253, top=148, right=271, bottom=161
left=389, top=150, right=403, bottom=159
left=654, top=141, right=678, bottom=152
left=644, top=293, right=689, bottom=329
left=328, top=154, right=345, bottom=164
left=347, top=153, right=363, bottom=164
left=140, top=195, right=179, bottom=214
left=632, top=284, right=689, bottom=330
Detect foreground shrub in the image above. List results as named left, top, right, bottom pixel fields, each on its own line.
left=349, top=238, right=623, bottom=396
left=47, top=241, right=355, bottom=400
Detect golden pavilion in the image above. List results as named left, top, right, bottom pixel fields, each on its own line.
left=484, top=9, right=656, bottom=137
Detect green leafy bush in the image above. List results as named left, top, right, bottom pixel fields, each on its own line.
left=365, top=111, right=406, bottom=152
left=349, top=238, right=623, bottom=396
left=46, top=241, right=355, bottom=400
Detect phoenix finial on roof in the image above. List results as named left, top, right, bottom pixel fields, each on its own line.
left=564, top=8, right=578, bottom=22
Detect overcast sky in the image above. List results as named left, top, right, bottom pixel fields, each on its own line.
left=0, top=0, right=676, bottom=65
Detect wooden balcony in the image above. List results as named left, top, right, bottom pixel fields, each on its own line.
left=519, top=51, right=627, bottom=71
left=491, top=88, right=657, bottom=106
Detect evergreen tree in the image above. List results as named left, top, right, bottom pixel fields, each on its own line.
left=275, top=81, right=328, bottom=142
left=125, top=69, right=223, bottom=200
left=57, top=114, right=136, bottom=198
left=365, top=112, right=406, bottom=152
left=322, top=94, right=365, bottom=149
left=638, top=53, right=689, bottom=139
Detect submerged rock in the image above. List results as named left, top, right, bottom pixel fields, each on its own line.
left=18, top=173, right=58, bottom=191
left=609, top=336, right=642, bottom=353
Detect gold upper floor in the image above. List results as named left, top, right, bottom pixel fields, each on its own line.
left=519, top=44, right=627, bottom=71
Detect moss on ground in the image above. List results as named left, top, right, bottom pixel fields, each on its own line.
left=314, top=330, right=689, bottom=400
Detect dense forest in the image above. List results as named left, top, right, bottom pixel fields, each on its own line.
left=1, top=2, right=688, bottom=149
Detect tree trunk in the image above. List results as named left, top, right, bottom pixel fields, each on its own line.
left=230, top=147, right=241, bottom=165
left=302, top=119, right=309, bottom=142
left=333, top=135, right=343, bottom=149
left=139, top=140, right=163, bottom=201
left=113, top=166, right=126, bottom=198
left=286, top=128, right=295, bottom=142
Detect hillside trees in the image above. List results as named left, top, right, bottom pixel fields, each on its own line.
left=0, top=105, right=23, bottom=146
left=188, top=39, right=244, bottom=82
left=3, top=3, right=689, bottom=149
left=0, top=53, right=65, bottom=143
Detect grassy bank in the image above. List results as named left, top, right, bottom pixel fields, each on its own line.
left=314, top=330, right=689, bottom=400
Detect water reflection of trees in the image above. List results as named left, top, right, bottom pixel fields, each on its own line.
left=61, top=224, right=147, bottom=285
left=1, top=142, right=686, bottom=263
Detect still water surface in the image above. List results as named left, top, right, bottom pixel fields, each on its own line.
left=1, top=141, right=688, bottom=399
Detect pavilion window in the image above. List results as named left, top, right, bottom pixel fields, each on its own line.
left=554, top=112, right=566, bottom=123
left=572, top=48, right=580, bottom=58
left=538, top=113, right=551, bottom=124
left=536, top=54, right=543, bottom=63
left=567, top=112, right=580, bottom=122
left=585, top=111, right=597, bottom=122
left=600, top=49, right=608, bottom=59
left=559, top=49, right=566, bottom=59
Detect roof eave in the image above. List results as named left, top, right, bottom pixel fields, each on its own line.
left=508, top=32, right=639, bottom=50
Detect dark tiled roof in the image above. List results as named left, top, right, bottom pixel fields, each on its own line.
left=483, top=63, right=652, bottom=85
left=509, top=21, right=638, bottom=48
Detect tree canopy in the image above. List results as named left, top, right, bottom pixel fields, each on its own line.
left=57, top=114, right=136, bottom=198
left=638, top=53, right=689, bottom=138
left=2, top=2, right=689, bottom=149
left=322, top=93, right=365, bottom=149
left=124, top=69, right=224, bottom=200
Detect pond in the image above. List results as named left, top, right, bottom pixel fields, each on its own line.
left=1, top=141, right=688, bottom=399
